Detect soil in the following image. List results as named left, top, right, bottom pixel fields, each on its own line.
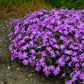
left=0, top=16, right=65, bottom=84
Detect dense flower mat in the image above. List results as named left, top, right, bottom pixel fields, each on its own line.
left=8, top=7, right=84, bottom=84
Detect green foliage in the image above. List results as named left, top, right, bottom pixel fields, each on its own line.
left=44, top=0, right=62, bottom=8
left=1, top=0, right=84, bottom=10
left=0, top=0, right=37, bottom=7
left=44, top=0, right=84, bottom=10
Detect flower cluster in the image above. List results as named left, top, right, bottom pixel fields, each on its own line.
left=8, top=7, right=84, bottom=84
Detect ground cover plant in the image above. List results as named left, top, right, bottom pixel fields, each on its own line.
left=8, top=7, right=84, bottom=84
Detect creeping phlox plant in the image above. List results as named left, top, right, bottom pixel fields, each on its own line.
left=8, top=7, right=84, bottom=84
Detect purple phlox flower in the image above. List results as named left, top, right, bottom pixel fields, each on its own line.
left=50, top=50, right=56, bottom=58
left=38, top=11, right=43, bottom=15
left=11, top=55, right=16, bottom=61
left=39, top=58, right=45, bottom=63
left=64, top=49, right=73, bottom=55
left=79, top=73, right=84, bottom=80
left=69, top=44, right=74, bottom=49
left=72, top=73, right=79, bottom=78
left=43, top=66, right=51, bottom=76
left=74, top=32, right=80, bottom=38
left=46, top=42, right=50, bottom=46
left=75, top=70, right=81, bottom=76
left=71, top=77, right=78, bottom=84
left=65, top=38, right=72, bottom=45
left=53, top=66, right=60, bottom=76
left=12, top=49, right=17, bottom=54
left=43, top=14, right=49, bottom=18
left=68, top=61, right=72, bottom=67
left=49, top=65, right=55, bottom=71
left=58, top=29, right=63, bottom=33
left=74, top=63, right=80, bottom=68
left=46, top=24, right=52, bottom=29
left=30, top=60, right=35, bottom=66
left=46, top=31, right=52, bottom=35
left=29, top=40, right=34, bottom=47
left=65, top=80, right=72, bottom=84
left=10, top=49, right=14, bottom=54
left=79, top=53, right=84, bottom=60
left=24, top=19, right=30, bottom=25
left=72, top=51, right=78, bottom=56
left=14, top=29, right=19, bottom=34
left=44, top=17, right=49, bottom=22
left=60, top=44, right=65, bottom=50
left=41, top=22, right=46, bottom=27
left=28, top=57, right=32, bottom=63
left=69, top=50, right=73, bottom=55
left=9, top=44, right=14, bottom=51
left=53, top=44, right=60, bottom=49
left=82, top=63, right=84, bottom=67
left=22, top=52, right=28, bottom=59
left=49, top=40, right=53, bottom=46
left=18, top=51, right=23, bottom=59
left=11, top=39, right=17, bottom=43
left=59, top=35, right=66, bottom=41
left=24, top=35, right=29, bottom=40
left=36, top=45, right=42, bottom=49
left=50, top=38, right=57, bottom=43
left=19, top=39, right=25, bottom=45
left=9, top=36, right=13, bottom=41
left=49, top=50, right=54, bottom=54
left=72, top=56, right=79, bottom=62
left=61, top=73, right=66, bottom=78
left=50, top=18, right=55, bottom=24
left=16, top=34, right=22, bottom=39
left=25, top=43, right=30, bottom=47
left=32, top=55, right=36, bottom=60
left=32, top=30, right=37, bottom=35
left=43, top=66, right=50, bottom=72
left=60, top=61, right=66, bottom=67
left=44, top=70, right=51, bottom=77
left=29, top=34, right=34, bottom=39
left=28, top=57, right=34, bottom=66
left=68, top=26, right=75, bottom=33
left=36, top=61, right=40, bottom=66
left=14, top=25, right=19, bottom=29
left=63, top=30, right=69, bottom=36
left=40, top=62, right=46, bottom=67
left=8, top=32, right=13, bottom=37
left=22, top=43, right=30, bottom=50
left=21, top=27, right=25, bottom=33
left=9, top=26, right=12, bottom=30
left=57, top=20, right=61, bottom=25
left=65, top=56, right=70, bottom=62
left=51, top=53, right=56, bottom=58
left=56, top=56, right=66, bottom=66
left=22, top=59, right=28, bottom=65
left=42, top=38, right=48, bottom=44
left=81, top=36, right=84, bottom=39
left=53, top=27, right=59, bottom=32
left=41, top=51, right=47, bottom=57
left=56, top=57, right=63, bottom=63
left=29, top=49, right=36, bottom=54
left=78, top=43, right=83, bottom=50
left=70, top=71, right=75, bottom=77
left=55, top=51, right=60, bottom=56
left=35, top=65, right=41, bottom=71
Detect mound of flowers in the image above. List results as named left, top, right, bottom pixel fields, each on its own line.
left=8, top=7, right=84, bottom=84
